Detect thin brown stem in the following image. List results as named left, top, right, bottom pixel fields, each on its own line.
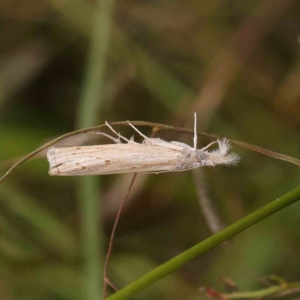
left=102, top=173, right=137, bottom=299
left=102, top=130, right=157, bottom=298
left=1, top=121, right=299, bottom=184
left=105, top=278, right=118, bottom=292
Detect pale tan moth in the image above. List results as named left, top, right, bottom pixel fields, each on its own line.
left=47, top=114, right=240, bottom=176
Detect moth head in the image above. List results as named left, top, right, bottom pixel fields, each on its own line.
left=196, top=150, right=207, bottom=161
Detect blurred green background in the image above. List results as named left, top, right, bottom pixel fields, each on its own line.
left=1, top=0, right=300, bottom=299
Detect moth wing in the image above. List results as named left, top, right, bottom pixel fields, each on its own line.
left=47, top=147, right=108, bottom=175
left=169, top=141, right=194, bottom=150
left=144, top=138, right=189, bottom=151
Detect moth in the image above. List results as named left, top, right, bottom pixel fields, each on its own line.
left=47, top=114, right=239, bottom=176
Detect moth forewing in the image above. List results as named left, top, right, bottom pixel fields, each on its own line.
left=47, top=143, right=190, bottom=176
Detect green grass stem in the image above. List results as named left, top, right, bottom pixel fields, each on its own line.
left=107, top=185, right=300, bottom=300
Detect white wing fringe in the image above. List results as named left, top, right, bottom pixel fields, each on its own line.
left=205, top=139, right=240, bottom=166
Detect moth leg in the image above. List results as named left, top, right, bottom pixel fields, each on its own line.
left=193, top=112, right=197, bottom=151
left=201, top=141, right=218, bottom=151
left=105, top=121, right=131, bottom=143
left=90, top=132, right=123, bottom=144
left=127, top=121, right=150, bottom=141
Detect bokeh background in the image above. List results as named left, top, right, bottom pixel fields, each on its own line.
left=1, top=0, right=300, bottom=299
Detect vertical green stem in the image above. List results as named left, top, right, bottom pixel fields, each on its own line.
left=76, top=0, right=114, bottom=299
